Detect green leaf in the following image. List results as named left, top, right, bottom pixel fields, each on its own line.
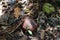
left=25, top=9, right=30, bottom=13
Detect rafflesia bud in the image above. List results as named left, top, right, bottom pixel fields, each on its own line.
left=22, top=16, right=38, bottom=31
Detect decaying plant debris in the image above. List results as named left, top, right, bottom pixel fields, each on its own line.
left=0, top=0, right=60, bottom=40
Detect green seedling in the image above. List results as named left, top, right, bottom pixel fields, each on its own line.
left=43, top=3, right=55, bottom=14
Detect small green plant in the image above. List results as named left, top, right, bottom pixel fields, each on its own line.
left=43, top=3, right=55, bottom=14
